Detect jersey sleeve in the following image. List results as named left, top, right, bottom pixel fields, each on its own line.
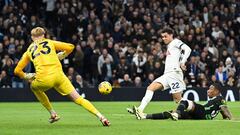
left=14, top=52, right=30, bottom=78
left=52, top=40, right=75, bottom=55
left=179, top=44, right=191, bottom=64
left=174, top=40, right=184, bottom=49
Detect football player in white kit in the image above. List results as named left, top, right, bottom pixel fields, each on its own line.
left=128, top=27, right=192, bottom=114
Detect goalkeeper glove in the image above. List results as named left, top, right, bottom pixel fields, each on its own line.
left=57, top=51, right=67, bottom=60
left=24, top=73, right=36, bottom=80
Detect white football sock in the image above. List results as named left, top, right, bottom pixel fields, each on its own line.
left=138, top=90, right=154, bottom=112
left=96, top=112, right=104, bottom=119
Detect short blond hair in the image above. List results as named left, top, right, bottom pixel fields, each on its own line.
left=31, top=27, right=45, bottom=37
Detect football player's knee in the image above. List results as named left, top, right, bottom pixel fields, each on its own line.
left=174, top=97, right=182, bottom=103
left=31, top=88, right=40, bottom=94
left=146, top=85, right=154, bottom=91
left=180, top=100, right=194, bottom=111
left=179, top=100, right=188, bottom=106
left=74, top=96, right=84, bottom=104
left=147, top=82, right=163, bottom=91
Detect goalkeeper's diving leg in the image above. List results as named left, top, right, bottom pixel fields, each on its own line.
left=68, top=90, right=111, bottom=126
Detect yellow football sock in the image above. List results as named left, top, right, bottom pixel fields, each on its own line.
left=32, top=90, right=53, bottom=112
left=74, top=97, right=100, bottom=116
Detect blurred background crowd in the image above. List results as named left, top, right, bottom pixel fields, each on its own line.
left=0, top=0, right=240, bottom=89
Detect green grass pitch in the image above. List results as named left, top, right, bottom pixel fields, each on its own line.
left=0, top=101, right=239, bottom=135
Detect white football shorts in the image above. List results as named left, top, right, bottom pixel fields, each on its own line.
left=153, top=71, right=186, bottom=94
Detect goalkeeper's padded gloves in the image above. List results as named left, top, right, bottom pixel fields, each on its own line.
left=57, top=51, right=67, bottom=60
left=24, top=73, right=36, bottom=80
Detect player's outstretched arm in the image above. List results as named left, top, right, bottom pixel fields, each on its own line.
left=53, top=40, right=74, bottom=60
left=14, top=53, right=34, bottom=80
left=179, top=44, right=191, bottom=71
left=220, top=105, right=232, bottom=120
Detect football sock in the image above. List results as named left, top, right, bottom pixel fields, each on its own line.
left=74, top=96, right=100, bottom=117
left=32, top=90, right=53, bottom=112
left=138, top=90, right=154, bottom=111
left=176, top=100, right=189, bottom=117
left=146, top=111, right=171, bottom=119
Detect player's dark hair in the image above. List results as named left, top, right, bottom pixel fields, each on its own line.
left=160, top=27, right=175, bottom=37
left=212, top=83, right=222, bottom=93
left=160, top=27, right=175, bottom=35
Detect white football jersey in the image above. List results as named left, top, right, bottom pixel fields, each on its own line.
left=164, top=38, right=190, bottom=73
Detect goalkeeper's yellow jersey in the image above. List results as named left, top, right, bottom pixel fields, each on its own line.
left=14, top=38, right=74, bottom=79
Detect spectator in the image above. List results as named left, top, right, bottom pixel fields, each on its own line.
left=152, top=61, right=164, bottom=78
left=215, top=66, right=228, bottom=86
left=227, top=39, right=236, bottom=56
left=143, top=73, right=155, bottom=87
left=212, top=26, right=225, bottom=40
left=174, top=0, right=187, bottom=15
left=120, top=74, right=133, bottom=87
left=226, top=71, right=236, bottom=87
left=101, top=57, right=115, bottom=83
left=90, top=48, right=101, bottom=86
left=43, top=0, right=56, bottom=28
left=235, top=56, right=240, bottom=78
left=210, top=75, right=221, bottom=84
left=206, top=40, right=219, bottom=59
left=82, top=40, right=94, bottom=80
left=73, top=75, right=90, bottom=98
left=97, top=48, right=113, bottom=76
left=2, top=58, right=14, bottom=78
left=66, top=67, right=79, bottom=82
left=197, top=73, right=208, bottom=88
left=186, top=56, right=200, bottom=82
left=133, top=76, right=142, bottom=88
left=73, top=45, right=84, bottom=75
left=192, top=16, right=203, bottom=29
left=132, top=48, right=147, bottom=79
left=216, top=39, right=227, bottom=60
left=115, top=56, right=131, bottom=81
left=224, top=57, right=236, bottom=75
left=0, top=70, right=11, bottom=88
left=0, top=0, right=239, bottom=88
left=195, top=56, right=206, bottom=72
left=145, top=54, right=155, bottom=75
left=202, top=6, right=210, bottom=24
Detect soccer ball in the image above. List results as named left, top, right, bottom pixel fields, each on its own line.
left=98, top=81, right=112, bottom=95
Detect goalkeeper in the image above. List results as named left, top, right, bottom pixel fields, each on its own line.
left=133, top=83, right=232, bottom=120
left=14, top=27, right=110, bottom=126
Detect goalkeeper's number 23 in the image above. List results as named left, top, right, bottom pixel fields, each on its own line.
left=29, top=41, right=51, bottom=59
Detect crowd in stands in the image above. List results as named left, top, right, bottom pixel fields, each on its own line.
left=0, top=0, right=240, bottom=89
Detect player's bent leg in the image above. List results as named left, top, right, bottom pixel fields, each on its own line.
left=172, top=99, right=194, bottom=121
left=68, top=90, right=99, bottom=115
left=31, top=89, right=59, bottom=123
left=172, top=91, right=183, bottom=103
left=68, top=90, right=110, bottom=126
left=32, top=90, right=53, bottom=111
left=137, top=82, right=163, bottom=112
left=146, top=111, right=173, bottom=120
